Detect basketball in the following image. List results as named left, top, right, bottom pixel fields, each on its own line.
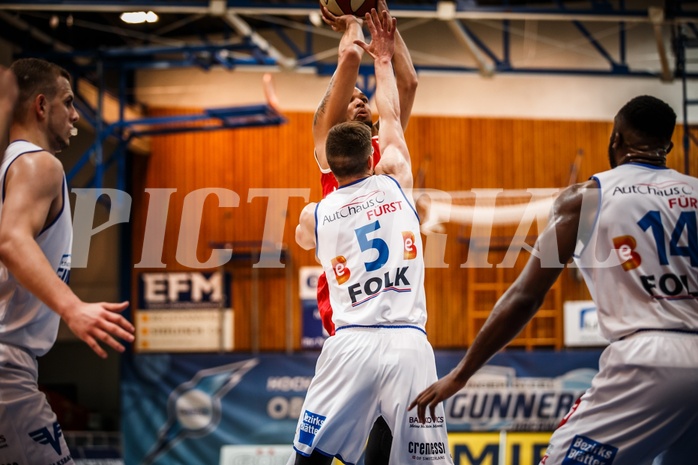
left=321, top=0, right=377, bottom=17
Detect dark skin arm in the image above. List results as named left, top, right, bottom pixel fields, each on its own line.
left=0, top=67, right=17, bottom=150
left=408, top=180, right=599, bottom=422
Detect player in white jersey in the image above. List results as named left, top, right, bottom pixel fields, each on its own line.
left=409, top=95, right=698, bottom=465
left=0, top=58, right=135, bottom=464
left=292, top=9, right=452, bottom=465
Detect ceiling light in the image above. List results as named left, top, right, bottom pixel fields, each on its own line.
left=120, top=11, right=159, bottom=24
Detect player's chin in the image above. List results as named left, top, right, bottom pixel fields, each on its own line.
left=355, top=115, right=372, bottom=126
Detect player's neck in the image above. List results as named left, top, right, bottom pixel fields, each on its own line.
left=336, top=173, right=371, bottom=187
left=10, top=125, right=54, bottom=155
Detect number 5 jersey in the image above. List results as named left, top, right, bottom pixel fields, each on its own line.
left=314, top=174, right=426, bottom=331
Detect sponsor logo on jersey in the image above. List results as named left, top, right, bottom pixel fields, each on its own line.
left=668, top=196, right=698, bottom=209
left=331, top=256, right=351, bottom=284
left=402, top=231, right=417, bottom=260
left=29, top=421, right=63, bottom=455
left=49, top=456, right=73, bottom=465
left=322, top=190, right=385, bottom=224
left=57, top=254, right=71, bottom=284
left=611, top=181, right=693, bottom=197
left=298, top=410, right=325, bottom=447
left=348, top=266, right=411, bottom=307
left=612, top=235, right=641, bottom=271
left=365, top=200, right=404, bottom=221
left=408, top=441, right=447, bottom=455
left=408, top=415, right=444, bottom=428
left=562, top=435, right=617, bottom=465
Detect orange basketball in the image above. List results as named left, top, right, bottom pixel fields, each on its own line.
left=321, top=0, right=378, bottom=17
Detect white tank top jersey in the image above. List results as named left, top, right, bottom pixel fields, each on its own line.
left=315, top=175, right=426, bottom=330
left=574, top=162, right=698, bottom=342
left=0, top=141, right=73, bottom=357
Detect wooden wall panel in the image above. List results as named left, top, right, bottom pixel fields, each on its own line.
left=132, top=109, right=697, bottom=352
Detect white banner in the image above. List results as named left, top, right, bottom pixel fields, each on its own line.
left=563, top=300, right=608, bottom=347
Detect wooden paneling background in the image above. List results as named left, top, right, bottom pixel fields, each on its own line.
left=131, top=110, right=697, bottom=352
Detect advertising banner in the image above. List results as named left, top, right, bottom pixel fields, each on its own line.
left=563, top=300, right=608, bottom=347
left=134, top=271, right=233, bottom=352
left=299, top=266, right=328, bottom=349
left=121, top=350, right=601, bottom=464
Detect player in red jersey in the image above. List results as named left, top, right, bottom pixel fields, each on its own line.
left=313, top=1, right=417, bottom=463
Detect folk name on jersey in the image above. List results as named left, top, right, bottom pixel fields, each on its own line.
left=640, top=273, right=698, bottom=299
left=348, top=266, right=411, bottom=307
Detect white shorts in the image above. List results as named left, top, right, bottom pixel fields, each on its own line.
left=289, top=326, right=453, bottom=465
left=0, top=343, right=74, bottom=464
left=540, top=331, right=698, bottom=465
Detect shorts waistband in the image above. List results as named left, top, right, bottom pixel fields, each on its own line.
left=335, top=324, right=426, bottom=335
left=620, top=328, right=698, bottom=340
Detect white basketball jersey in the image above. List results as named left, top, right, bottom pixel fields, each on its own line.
left=0, top=141, right=73, bottom=356
left=315, top=175, right=426, bottom=330
left=574, top=163, right=698, bottom=341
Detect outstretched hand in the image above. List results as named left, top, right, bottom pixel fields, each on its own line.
left=320, top=3, right=363, bottom=32
left=353, top=9, right=396, bottom=61
left=63, top=301, right=135, bottom=358
left=0, top=66, right=18, bottom=110
left=408, top=371, right=466, bottom=423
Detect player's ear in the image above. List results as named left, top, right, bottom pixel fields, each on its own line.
left=610, top=131, right=622, bottom=150
left=666, top=140, right=674, bottom=154
left=35, top=95, right=47, bottom=118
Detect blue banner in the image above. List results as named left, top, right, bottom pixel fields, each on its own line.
left=121, top=350, right=601, bottom=464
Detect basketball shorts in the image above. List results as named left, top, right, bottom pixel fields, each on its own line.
left=288, top=326, right=453, bottom=465
left=0, top=343, right=74, bottom=465
left=540, top=330, right=698, bottom=465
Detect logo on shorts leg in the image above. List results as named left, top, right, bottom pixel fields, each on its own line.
left=562, top=435, right=617, bottom=465
left=299, top=410, right=326, bottom=447
left=29, top=421, right=63, bottom=455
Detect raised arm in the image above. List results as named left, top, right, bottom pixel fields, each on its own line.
left=313, top=6, right=366, bottom=170
left=0, top=67, right=18, bottom=149
left=355, top=9, right=412, bottom=189
left=295, top=202, right=318, bottom=250
left=408, top=181, right=599, bottom=422
left=0, top=153, right=135, bottom=358
left=377, top=0, right=418, bottom=131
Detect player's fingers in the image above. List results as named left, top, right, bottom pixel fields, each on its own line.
left=353, top=40, right=370, bottom=53
left=103, top=319, right=135, bottom=342
left=100, top=313, right=136, bottom=342
left=417, top=400, right=427, bottom=424
left=370, top=9, right=381, bottom=30
left=429, top=399, right=440, bottom=422
left=319, top=4, right=336, bottom=20
left=95, top=328, right=126, bottom=354
left=363, top=11, right=375, bottom=31
left=84, top=335, right=107, bottom=359
left=102, top=301, right=129, bottom=312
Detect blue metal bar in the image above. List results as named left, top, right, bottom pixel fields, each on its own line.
left=618, top=0, right=626, bottom=66
left=502, top=19, right=511, bottom=69
left=572, top=20, right=620, bottom=70
left=95, top=59, right=104, bottom=190
left=130, top=116, right=285, bottom=138
left=457, top=20, right=503, bottom=66
left=271, top=24, right=303, bottom=58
